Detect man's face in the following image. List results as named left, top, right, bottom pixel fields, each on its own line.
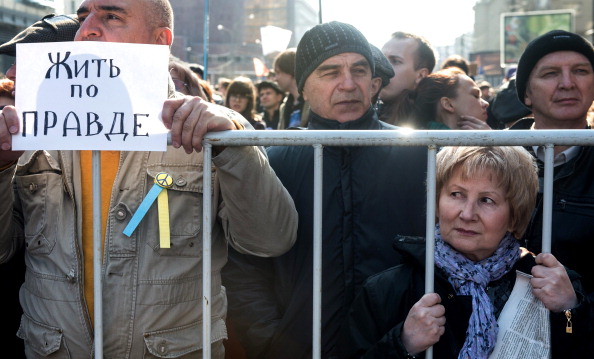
left=380, top=37, right=427, bottom=104
left=274, top=67, right=293, bottom=93
left=525, top=51, right=594, bottom=129
left=259, top=88, right=284, bottom=110
left=302, top=52, right=380, bottom=123
left=75, top=0, right=169, bottom=45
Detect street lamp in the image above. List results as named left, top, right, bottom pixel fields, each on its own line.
left=186, top=46, right=192, bottom=63
left=217, top=24, right=232, bottom=42
left=216, top=24, right=234, bottom=76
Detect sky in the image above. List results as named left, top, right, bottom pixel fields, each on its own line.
left=318, top=0, right=478, bottom=48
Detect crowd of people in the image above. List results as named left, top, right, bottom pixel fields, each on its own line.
left=0, top=1, right=593, bottom=359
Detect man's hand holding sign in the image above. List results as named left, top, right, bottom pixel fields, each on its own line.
left=0, top=105, right=22, bottom=166
left=162, top=95, right=240, bottom=154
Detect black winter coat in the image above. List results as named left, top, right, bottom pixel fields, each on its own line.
left=340, top=236, right=590, bottom=359
left=222, top=108, right=428, bottom=358
left=510, top=119, right=594, bottom=295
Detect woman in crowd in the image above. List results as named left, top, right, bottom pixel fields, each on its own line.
left=391, top=68, right=490, bottom=130
left=224, top=76, right=266, bottom=130
left=341, top=146, right=589, bottom=358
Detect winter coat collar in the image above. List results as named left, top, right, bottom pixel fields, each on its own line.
left=392, top=235, right=536, bottom=274
left=307, top=107, right=383, bottom=130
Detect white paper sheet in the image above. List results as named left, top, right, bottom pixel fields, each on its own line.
left=489, top=271, right=551, bottom=359
left=13, top=41, right=169, bottom=151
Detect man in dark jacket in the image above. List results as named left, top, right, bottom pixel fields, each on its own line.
left=222, top=21, right=428, bottom=358
left=512, top=30, right=594, bottom=294
left=511, top=30, right=594, bottom=342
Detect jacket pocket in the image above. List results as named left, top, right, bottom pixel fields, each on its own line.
left=143, top=318, right=227, bottom=358
left=144, top=165, right=204, bottom=257
left=557, top=197, right=594, bottom=214
left=17, top=314, right=71, bottom=358
left=14, top=172, right=64, bottom=255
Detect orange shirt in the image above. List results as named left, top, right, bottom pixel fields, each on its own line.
left=80, top=150, right=120, bottom=323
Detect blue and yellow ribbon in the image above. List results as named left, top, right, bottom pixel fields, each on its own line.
left=123, top=172, right=173, bottom=248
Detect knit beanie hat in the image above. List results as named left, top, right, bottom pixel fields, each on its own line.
left=370, top=44, right=394, bottom=88
left=516, top=29, right=594, bottom=106
left=295, top=21, right=374, bottom=94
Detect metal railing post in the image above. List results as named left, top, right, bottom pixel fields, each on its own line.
left=541, top=144, right=555, bottom=253
left=312, top=144, right=324, bottom=359
left=424, top=145, right=437, bottom=359
left=202, top=144, right=213, bottom=359
left=92, top=150, right=103, bottom=359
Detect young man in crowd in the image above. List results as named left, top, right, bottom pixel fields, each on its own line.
left=257, top=80, right=284, bottom=129
left=378, top=31, right=436, bottom=125
left=273, top=48, right=309, bottom=128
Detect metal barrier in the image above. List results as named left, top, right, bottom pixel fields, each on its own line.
left=90, top=128, right=594, bottom=359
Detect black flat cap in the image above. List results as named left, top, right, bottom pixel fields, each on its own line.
left=256, top=80, right=284, bottom=95
left=370, top=44, right=394, bottom=88
left=0, top=14, right=79, bottom=57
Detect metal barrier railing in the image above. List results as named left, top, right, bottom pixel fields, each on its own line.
left=90, top=129, right=594, bottom=359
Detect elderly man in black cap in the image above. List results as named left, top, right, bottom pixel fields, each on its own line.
left=511, top=29, right=594, bottom=340
left=223, top=21, right=428, bottom=358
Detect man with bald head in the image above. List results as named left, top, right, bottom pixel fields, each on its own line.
left=0, top=1, right=297, bottom=358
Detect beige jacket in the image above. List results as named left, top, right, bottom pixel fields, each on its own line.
left=0, top=136, right=297, bottom=358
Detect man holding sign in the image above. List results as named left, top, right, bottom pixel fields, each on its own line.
left=0, top=1, right=297, bottom=359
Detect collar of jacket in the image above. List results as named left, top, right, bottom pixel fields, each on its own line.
left=392, top=235, right=535, bottom=274
left=509, top=117, right=591, bottom=181
left=510, top=117, right=592, bottom=130
left=307, top=107, right=381, bottom=130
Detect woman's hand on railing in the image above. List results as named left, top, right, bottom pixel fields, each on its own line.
left=531, top=253, right=578, bottom=312
left=401, top=293, right=446, bottom=355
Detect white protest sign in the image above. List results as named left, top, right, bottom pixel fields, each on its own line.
left=13, top=41, right=170, bottom=151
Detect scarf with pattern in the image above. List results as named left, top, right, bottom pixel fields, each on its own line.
left=434, top=225, right=520, bottom=359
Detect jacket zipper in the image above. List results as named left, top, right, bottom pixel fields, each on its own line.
left=558, top=199, right=594, bottom=210
left=60, top=151, right=94, bottom=339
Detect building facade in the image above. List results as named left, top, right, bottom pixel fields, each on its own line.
left=471, top=0, right=594, bottom=85
left=170, top=0, right=317, bottom=81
